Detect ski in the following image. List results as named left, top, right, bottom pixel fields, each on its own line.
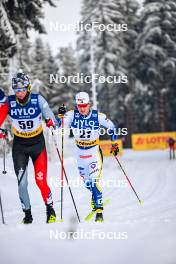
left=84, top=198, right=110, bottom=222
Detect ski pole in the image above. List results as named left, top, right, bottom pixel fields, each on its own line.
left=52, top=130, right=81, bottom=223
left=60, top=115, right=64, bottom=221
left=113, top=155, right=143, bottom=205
left=0, top=192, right=5, bottom=224
left=2, top=138, right=7, bottom=174
left=0, top=128, right=7, bottom=174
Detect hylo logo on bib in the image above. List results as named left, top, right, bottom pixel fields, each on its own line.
left=11, top=107, right=35, bottom=116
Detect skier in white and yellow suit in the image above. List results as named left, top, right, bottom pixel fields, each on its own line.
left=57, top=92, right=119, bottom=222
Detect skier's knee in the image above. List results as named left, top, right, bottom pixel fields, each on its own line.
left=36, top=179, right=45, bottom=189
left=84, top=179, right=92, bottom=190
left=19, top=181, right=28, bottom=193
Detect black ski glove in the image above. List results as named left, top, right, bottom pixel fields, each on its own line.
left=58, top=105, right=66, bottom=117
left=110, top=143, right=119, bottom=156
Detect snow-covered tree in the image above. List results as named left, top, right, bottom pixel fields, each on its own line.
left=56, top=46, right=80, bottom=108
left=77, top=0, right=127, bottom=121
left=30, top=37, right=46, bottom=92
left=117, top=0, right=140, bottom=146
left=31, top=38, right=58, bottom=101
left=0, top=1, right=16, bottom=51
left=43, top=43, right=59, bottom=112
left=0, top=0, right=58, bottom=89
left=77, top=0, right=141, bottom=146
left=18, top=35, right=32, bottom=72
left=76, top=0, right=96, bottom=93
left=135, top=0, right=176, bottom=132
left=48, top=45, right=80, bottom=112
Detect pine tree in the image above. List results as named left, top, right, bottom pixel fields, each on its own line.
left=0, top=0, right=58, bottom=88
left=121, top=0, right=140, bottom=146
left=55, top=45, right=80, bottom=109
left=30, top=37, right=46, bottom=94
left=77, top=0, right=127, bottom=121
left=43, top=43, right=59, bottom=112
left=0, top=1, right=16, bottom=51
left=48, top=45, right=80, bottom=113
left=30, top=38, right=58, bottom=101
left=135, top=0, right=176, bottom=132
left=76, top=0, right=95, bottom=93
left=77, top=0, right=142, bottom=146
left=18, top=35, right=32, bottom=72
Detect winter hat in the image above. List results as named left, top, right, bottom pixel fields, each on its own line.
left=76, top=92, right=90, bottom=105
left=12, top=69, right=31, bottom=92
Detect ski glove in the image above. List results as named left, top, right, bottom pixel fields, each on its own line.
left=58, top=105, right=66, bottom=117
left=45, top=119, right=55, bottom=128
left=0, top=128, right=8, bottom=139
left=110, top=143, right=119, bottom=156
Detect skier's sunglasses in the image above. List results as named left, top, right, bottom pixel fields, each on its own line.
left=77, top=104, right=89, bottom=108
left=14, top=87, right=27, bottom=93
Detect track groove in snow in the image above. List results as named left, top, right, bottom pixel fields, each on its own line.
left=0, top=147, right=176, bottom=264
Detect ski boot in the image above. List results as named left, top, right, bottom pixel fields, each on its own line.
left=22, top=208, right=33, bottom=224
left=95, top=208, right=104, bottom=222
left=92, top=197, right=104, bottom=222
left=46, top=204, right=56, bottom=223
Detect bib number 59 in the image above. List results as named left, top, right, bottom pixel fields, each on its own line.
left=18, top=120, right=34, bottom=130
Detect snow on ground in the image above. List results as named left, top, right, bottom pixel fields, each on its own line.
left=0, top=138, right=176, bottom=264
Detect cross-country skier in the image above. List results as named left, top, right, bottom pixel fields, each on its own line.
left=0, top=72, right=57, bottom=224
left=57, top=92, right=119, bottom=222
left=167, top=137, right=175, bottom=160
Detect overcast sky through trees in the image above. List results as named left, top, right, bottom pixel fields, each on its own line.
left=29, top=0, right=82, bottom=54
